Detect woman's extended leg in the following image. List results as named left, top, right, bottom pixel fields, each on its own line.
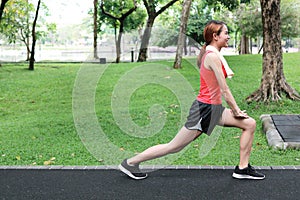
left=127, top=126, right=201, bottom=165
left=119, top=126, right=201, bottom=179
left=219, top=108, right=256, bottom=169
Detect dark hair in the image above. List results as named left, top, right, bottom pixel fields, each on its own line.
left=197, top=20, right=226, bottom=67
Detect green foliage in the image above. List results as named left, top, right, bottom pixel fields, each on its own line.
left=0, top=0, right=34, bottom=43
left=99, top=0, right=146, bottom=33
left=0, top=0, right=56, bottom=45
left=281, top=0, right=300, bottom=38
left=123, top=7, right=146, bottom=31
left=235, top=0, right=262, bottom=38
left=151, top=1, right=181, bottom=47
left=152, top=0, right=254, bottom=48
left=205, top=0, right=240, bottom=11
left=153, top=0, right=213, bottom=47
left=187, top=1, right=213, bottom=46
left=98, top=0, right=299, bottom=50
left=151, top=26, right=178, bottom=47
left=233, top=0, right=300, bottom=39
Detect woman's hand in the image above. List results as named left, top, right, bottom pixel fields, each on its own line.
left=231, top=109, right=249, bottom=119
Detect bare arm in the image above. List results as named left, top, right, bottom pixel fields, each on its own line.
left=204, top=53, right=248, bottom=118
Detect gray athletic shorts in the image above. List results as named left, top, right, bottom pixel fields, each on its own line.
left=184, top=100, right=225, bottom=135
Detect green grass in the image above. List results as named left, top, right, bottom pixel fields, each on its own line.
left=0, top=53, right=300, bottom=166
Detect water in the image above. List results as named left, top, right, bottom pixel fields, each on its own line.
left=1, top=45, right=298, bottom=62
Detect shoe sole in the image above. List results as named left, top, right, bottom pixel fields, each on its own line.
left=232, top=173, right=265, bottom=180
left=118, top=164, right=148, bottom=180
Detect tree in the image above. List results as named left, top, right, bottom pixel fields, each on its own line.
left=206, top=0, right=250, bottom=11
left=150, top=0, right=212, bottom=50
left=0, top=0, right=34, bottom=60
left=100, top=0, right=140, bottom=63
left=246, top=0, right=300, bottom=102
left=0, top=0, right=55, bottom=61
left=0, top=0, right=9, bottom=65
left=150, top=3, right=181, bottom=48
left=172, top=0, right=243, bottom=68
left=0, top=0, right=9, bottom=23
left=93, top=0, right=99, bottom=59
left=29, top=0, right=41, bottom=70
left=224, top=0, right=300, bottom=55
left=137, top=0, right=179, bottom=62
left=173, top=0, right=192, bottom=69
left=235, top=1, right=261, bottom=54
left=186, top=1, right=213, bottom=47
left=235, top=0, right=300, bottom=55
left=281, top=0, right=300, bottom=51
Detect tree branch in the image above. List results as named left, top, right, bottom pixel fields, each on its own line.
left=0, top=0, right=9, bottom=23
left=142, top=0, right=150, bottom=15
left=120, top=0, right=137, bottom=20
left=20, top=28, right=31, bottom=54
left=100, top=0, right=137, bottom=21
left=100, top=1, right=118, bottom=20
left=156, top=0, right=179, bottom=16
left=143, top=0, right=179, bottom=17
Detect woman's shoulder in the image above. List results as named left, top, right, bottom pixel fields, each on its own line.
left=204, top=51, right=220, bottom=62
left=203, top=51, right=223, bottom=71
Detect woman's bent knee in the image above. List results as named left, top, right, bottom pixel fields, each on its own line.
left=245, top=117, right=256, bottom=132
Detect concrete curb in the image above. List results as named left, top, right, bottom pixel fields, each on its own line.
left=260, top=114, right=287, bottom=149
left=260, top=114, right=300, bottom=149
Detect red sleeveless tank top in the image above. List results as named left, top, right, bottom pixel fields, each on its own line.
left=197, top=51, right=227, bottom=104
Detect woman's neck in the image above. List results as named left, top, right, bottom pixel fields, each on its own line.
left=208, top=43, right=221, bottom=52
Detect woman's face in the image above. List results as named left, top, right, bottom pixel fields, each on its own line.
left=216, top=25, right=230, bottom=48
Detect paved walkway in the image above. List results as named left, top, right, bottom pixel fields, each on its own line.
left=1, top=166, right=299, bottom=200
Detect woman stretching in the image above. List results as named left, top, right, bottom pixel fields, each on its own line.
left=119, top=20, right=265, bottom=180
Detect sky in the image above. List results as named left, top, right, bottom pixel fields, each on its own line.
left=44, top=0, right=92, bottom=26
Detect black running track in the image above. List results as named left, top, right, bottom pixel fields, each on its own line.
left=1, top=168, right=299, bottom=200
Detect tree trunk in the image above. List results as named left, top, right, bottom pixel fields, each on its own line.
left=93, top=0, right=99, bottom=59
left=100, top=0, right=137, bottom=63
left=29, top=0, right=40, bottom=70
left=246, top=0, right=300, bottom=102
left=239, top=34, right=250, bottom=54
left=184, top=38, right=188, bottom=55
left=138, top=0, right=179, bottom=62
left=26, top=0, right=30, bottom=61
left=0, top=0, right=9, bottom=23
left=115, top=23, right=124, bottom=63
left=137, top=17, right=155, bottom=62
left=173, top=0, right=192, bottom=69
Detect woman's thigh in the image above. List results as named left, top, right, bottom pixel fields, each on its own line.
left=168, top=127, right=201, bottom=151
left=218, top=108, right=256, bottom=130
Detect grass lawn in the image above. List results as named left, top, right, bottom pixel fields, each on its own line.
left=0, top=52, right=300, bottom=166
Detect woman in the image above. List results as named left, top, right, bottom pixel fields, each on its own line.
left=119, top=20, right=265, bottom=180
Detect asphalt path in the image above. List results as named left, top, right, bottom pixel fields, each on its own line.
left=1, top=168, right=299, bottom=200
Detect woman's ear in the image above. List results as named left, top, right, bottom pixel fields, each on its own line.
left=212, top=32, right=218, bottom=41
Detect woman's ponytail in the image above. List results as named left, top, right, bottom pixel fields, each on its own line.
left=197, top=44, right=207, bottom=68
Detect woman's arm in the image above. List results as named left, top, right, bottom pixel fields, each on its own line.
left=204, top=53, right=248, bottom=118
